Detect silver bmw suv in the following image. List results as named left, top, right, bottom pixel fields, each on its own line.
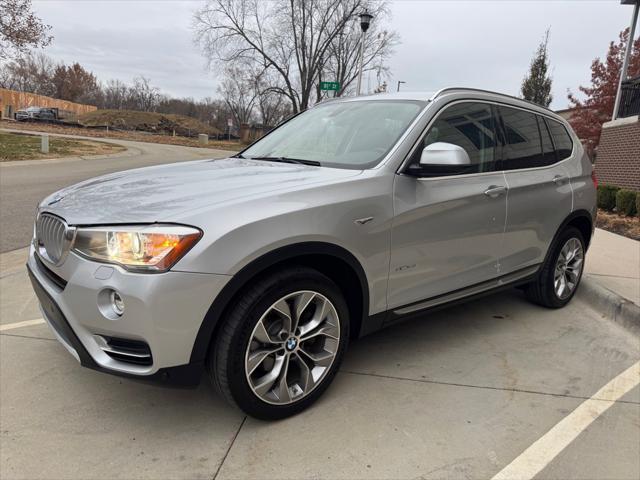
left=28, top=88, right=596, bottom=419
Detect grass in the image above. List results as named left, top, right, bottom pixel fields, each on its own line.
left=0, top=132, right=126, bottom=161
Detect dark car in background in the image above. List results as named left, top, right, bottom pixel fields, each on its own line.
left=15, top=107, right=59, bottom=122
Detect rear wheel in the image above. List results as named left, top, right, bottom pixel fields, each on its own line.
left=525, top=226, right=585, bottom=308
left=208, top=267, right=349, bottom=420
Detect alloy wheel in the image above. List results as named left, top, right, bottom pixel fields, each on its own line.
left=244, top=290, right=341, bottom=405
left=554, top=237, right=584, bottom=300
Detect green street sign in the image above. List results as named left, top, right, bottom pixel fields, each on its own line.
left=320, top=81, right=340, bottom=91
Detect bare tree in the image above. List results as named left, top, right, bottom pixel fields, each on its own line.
left=101, top=79, right=129, bottom=109
left=193, top=97, right=234, bottom=133
left=194, top=0, right=396, bottom=113
left=256, top=86, right=290, bottom=128
left=0, top=50, right=54, bottom=94
left=321, top=8, right=397, bottom=100
left=0, top=0, right=52, bottom=59
left=128, top=76, right=161, bottom=111
left=253, top=68, right=291, bottom=127
left=218, top=65, right=258, bottom=126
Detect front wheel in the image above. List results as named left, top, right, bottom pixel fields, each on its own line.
left=209, top=267, right=349, bottom=420
left=525, top=226, right=586, bottom=308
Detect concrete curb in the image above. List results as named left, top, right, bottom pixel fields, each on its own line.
left=577, top=275, right=640, bottom=335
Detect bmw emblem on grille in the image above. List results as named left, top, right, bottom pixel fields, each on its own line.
left=35, top=213, right=76, bottom=266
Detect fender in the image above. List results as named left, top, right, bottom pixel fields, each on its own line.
left=559, top=209, right=594, bottom=244
left=540, top=209, right=594, bottom=269
left=188, top=241, right=370, bottom=364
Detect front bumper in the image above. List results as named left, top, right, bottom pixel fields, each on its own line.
left=27, top=245, right=231, bottom=387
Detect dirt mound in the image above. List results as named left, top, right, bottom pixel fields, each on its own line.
left=78, top=110, right=222, bottom=137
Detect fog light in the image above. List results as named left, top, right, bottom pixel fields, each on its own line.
left=110, top=290, right=125, bottom=316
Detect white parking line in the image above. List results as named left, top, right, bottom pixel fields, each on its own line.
left=492, top=360, right=640, bottom=480
left=0, top=318, right=45, bottom=331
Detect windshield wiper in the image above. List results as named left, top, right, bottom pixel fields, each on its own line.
left=249, top=156, right=321, bottom=167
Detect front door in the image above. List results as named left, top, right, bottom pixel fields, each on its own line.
left=388, top=101, right=507, bottom=310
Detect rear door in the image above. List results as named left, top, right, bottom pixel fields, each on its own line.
left=497, top=106, right=573, bottom=274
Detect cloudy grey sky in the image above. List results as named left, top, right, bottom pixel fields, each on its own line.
left=33, top=0, right=636, bottom=109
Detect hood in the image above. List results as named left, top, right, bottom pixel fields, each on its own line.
left=40, top=157, right=362, bottom=225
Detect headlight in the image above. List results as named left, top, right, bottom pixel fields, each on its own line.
left=72, top=224, right=202, bottom=272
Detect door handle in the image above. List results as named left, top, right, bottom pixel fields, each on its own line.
left=484, top=185, right=508, bottom=198
left=552, top=175, right=569, bottom=185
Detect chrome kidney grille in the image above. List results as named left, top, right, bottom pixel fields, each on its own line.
left=35, top=213, right=76, bottom=266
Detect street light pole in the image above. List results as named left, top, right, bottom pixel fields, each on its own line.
left=356, top=12, right=373, bottom=96
left=612, top=0, right=639, bottom=120
left=397, top=81, right=406, bottom=92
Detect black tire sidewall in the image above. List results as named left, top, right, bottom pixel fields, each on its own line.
left=541, top=227, right=586, bottom=307
left=223, top=268, right=350, bottom=420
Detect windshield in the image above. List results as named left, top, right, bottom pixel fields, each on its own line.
left=242, top=100, right=426, bottom=169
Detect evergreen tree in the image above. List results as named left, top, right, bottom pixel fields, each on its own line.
left=521, top=29, right=553, bottom=107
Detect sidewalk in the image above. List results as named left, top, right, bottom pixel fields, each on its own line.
left=584, top=228, right=640, bottom=305
left=577, top=228, right=640, bottom=334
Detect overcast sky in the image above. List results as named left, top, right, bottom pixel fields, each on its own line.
left=32, top=0, right=636, bottom=109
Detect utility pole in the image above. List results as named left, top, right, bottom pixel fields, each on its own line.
left=356, top=12, right=373, bottom=96
left=613, top=0, right=640, bottom=120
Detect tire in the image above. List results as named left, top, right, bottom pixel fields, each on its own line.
left=208, top=266, right=350, bottom=420
left=525, top=226, right=586, bottom=308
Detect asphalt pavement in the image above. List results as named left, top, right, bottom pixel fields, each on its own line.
left=0, top=130, right=231, bottom=252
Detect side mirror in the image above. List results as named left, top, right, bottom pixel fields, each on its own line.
left=420, top=142, right=471, bottom=167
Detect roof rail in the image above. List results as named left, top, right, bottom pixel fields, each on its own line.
left=430, top=87, right=557, bottom=115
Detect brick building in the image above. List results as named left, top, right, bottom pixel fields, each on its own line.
left=595, top=115, right=640, bottom=190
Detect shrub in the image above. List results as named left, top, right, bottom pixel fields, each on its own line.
left=637, top=193, right=640, bottom=216
left=615, top=189, right=638, bottom=217
left=597, top=184, right=619, bottom=211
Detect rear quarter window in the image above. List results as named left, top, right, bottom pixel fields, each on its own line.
left=546, top=119, right=574, bottom=161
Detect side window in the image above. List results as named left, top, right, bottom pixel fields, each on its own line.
left=410, top=102, right=498, bottom=176
left=499, top=106, right=544, bottom=170
left=546, top=119, right=574, bottom=161
left=538, top=116, right=557, bottom=165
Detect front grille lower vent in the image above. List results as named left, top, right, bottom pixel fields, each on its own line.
left=95, top=336, right=153, bottom=366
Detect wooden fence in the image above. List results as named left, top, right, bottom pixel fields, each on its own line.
left=0, top=88, right=97, bottom=120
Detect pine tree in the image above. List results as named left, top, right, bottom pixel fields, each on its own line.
left=521, top=29, right=553, bottom=107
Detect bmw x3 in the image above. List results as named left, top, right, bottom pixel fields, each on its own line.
left=28, top=88, right=596, bottom=419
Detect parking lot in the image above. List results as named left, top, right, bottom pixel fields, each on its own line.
left=1, top=243, right=639, bottom=479
left=1, top=137, right=638, bottom=480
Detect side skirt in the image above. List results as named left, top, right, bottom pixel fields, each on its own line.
left=360, top=264, right=540, bottom=336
